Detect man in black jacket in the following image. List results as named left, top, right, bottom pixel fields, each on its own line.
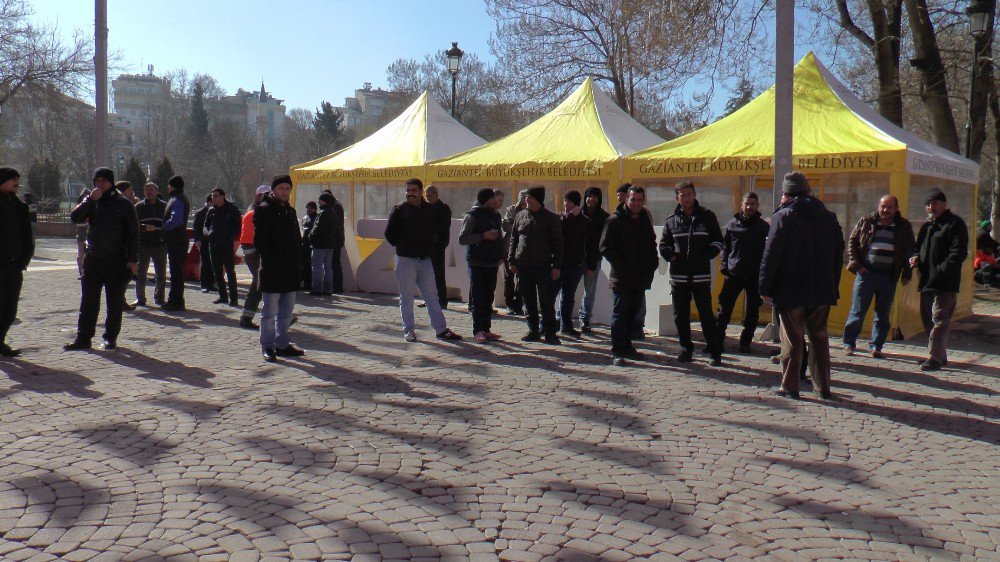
left=309, top=192, right=346, bottom=296
left=131, top=181, right=167, bottom=307
left=601, top=186, right=658, bottom=366
left=580, top=186, right=610, bottom=333
left=204, top=188, right=243, bottom=306
left=508, top=185, right=564, bottom=344
left=459, top=188, right=504, bottom=342
left=558, top=190, right=598, bottom=337
left=659, top=181, right=724, bottom=365
left=255, top=175, right=306, bottom=362
left=300, top=201, right=317, bottom=291
left=424, top=184, right=451, bottom=309
left=909, top=188, right=968, bottom=371
left=385, top=178, right=462, bottom=343
left=0, top=167, right=33, bottom=357
left=716, top=192, right=770, bottom=354
left=501, top=190, right=528, bottom=315
left=65, top=168, right=139, bottom=350
left=192, top=193, right=215, bottom=294
left=162, top=175, right=191, bottom=311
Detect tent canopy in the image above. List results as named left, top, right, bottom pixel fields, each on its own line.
left=291, top=91, right=485, bottom=184
left=428, top=77, right=663, bottom=182
left=624, top=52, right=979, bottom=184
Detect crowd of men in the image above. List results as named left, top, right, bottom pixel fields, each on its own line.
left=0, top=165, right=976, bottom=400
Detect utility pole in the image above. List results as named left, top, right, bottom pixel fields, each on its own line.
left=95, top=0, right=108, bottom=169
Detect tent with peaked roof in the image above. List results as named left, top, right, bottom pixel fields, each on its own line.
left=622, top=52, right=979, bottom=338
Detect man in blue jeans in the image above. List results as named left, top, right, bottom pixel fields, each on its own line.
left=842, top=194, right=914, bottom=358
left=385, top=178, right=462, bottom=343
left=579, top=186, right=609, bottom=333
left=558, top=190, right=598, bottom=337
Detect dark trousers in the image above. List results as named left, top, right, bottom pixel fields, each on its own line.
left=672, top=282, right=720, bottom=354
left=241, top=249, right=262, bottom=319
left=503, top=259, right=522, bottom=312
left=166, top=236, right=189, bottom=306
left=778, top=305, right=831, bottom=395
left=558, top=266, right=585, bottom=330
left=431, top=246, right=448, bottom=308
left=300, top=243, right=313, bottom=290
left=210, top=242, right=238, bottom=303
left=716, top=276, right=762, bottom=347
left=469, top=265, right=499, bottom=334
left=199, top=243, right=215, bottom=289
left=611, top=286, right=644, bottom=355
left=136, top=244, right=166, bottom=305
left=518, top=265, right=558, bottom=334
left=331, top=246, right=344, bottom=293
left=77, top=254, right=129, bottom=342
left=0, top=266, right=24, bottom=344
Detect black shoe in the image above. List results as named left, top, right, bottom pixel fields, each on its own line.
left=229, top=298, right=240, bottom=307
left=738, top=344, right=753, bottom=354
left=817, top=390, right=833, bottom=400
left=212, top=298, right=228, bottom=304
left=275, top=344, right=305, bottom=357
left=154, top=297, right=165, bottom=306
left=129, top=300, right=146, bottom=308
left=99, top=340, right=117, bottom=350
left=122, top=302, right=136, bottom=311
left=709, top=355, right=722, bottom=366
left=677, top=349, right=694, bottom=362
left=612, top=356, right=627, bottom=366
left=581, top=322, right=592, bottom=334
left=0, top=344, right=21, bottom=357
left=560, top=327, right=581, bottom=338
left=521, top=331, right=542, bottom=342
left=262, top=348, right=277, bottom=362
left=161, top=302, right=184, bottom=312
left=920, top=359, right=942, bottom=371
left=239, top=317, right=259, bottom=330
left=543, top=332, right=561, bottom=345
left=64, top=340, right=92, bottom=351
left=624, top=349, right=645, bottom=361
left=773, top=387, right=800, bottom=399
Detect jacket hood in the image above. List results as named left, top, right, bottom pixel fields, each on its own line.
left=783, top=195, right=826, bottom=218
left=584, top=187, right=603, bottom=209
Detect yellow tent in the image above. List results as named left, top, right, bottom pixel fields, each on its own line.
left=623, top=52, right=979, bottom=338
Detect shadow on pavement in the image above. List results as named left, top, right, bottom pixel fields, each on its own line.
left=119, top=348, right=215, bottom=388
left=0, top=359, right=102, bottom=398
left=826, top=395, right=1000, bottom=446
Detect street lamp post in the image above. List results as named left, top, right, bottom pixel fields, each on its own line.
left=259, top=164, right=264, bottom=184
left=964, top=0, right=991, bottom=159
left=117, top=155, right=125, bottom=175
left=445, top=42, right=464, bottom=118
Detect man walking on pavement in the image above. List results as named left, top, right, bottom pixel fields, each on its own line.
left=558, top=190, right=598, bottom=337
left=459, top=188, right=504, bottom=343
left=162, top=175, right=191, bottom=311
left=238, top=186, right=270, bottom=330
left=659, top=181, right=725, bottom=365
left=579, top=186, right=610, bottom=333
left=204, top=188, right=243, bottom=306
left=843, top=194, right=915, bottom=358
left=130, top=181, right=167, bottom=307
left=501, top=190, right=528, bottom=315
left=601, top=186, right=658, bottom=366
left=910, top=188, right=968, bottom=371
left=309, top=191, right=346, bottom=296
left=0, top=167, right=33, bottom=357
left=716, top=192, right=770, bottom=354
left=255, top=175, right=306, bottom=362
left=508, top=185, right=564, bottom=345
left=65, top=168, right=139, bottom=351
left=385, top=178, right=463, bottom=343
left=760, top=172, right=844, bottom=399
left=424, top=184, right=452, bottom=309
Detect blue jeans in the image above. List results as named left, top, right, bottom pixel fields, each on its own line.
left=397, top=256, right=447, bottom=334
left=843, top=270, right=896, bottom=351
left=611, top=287, right=644, bottom=355
left=579, top=266, right=599, bottom=324
left=558, top=266, right=585, bottom=330
left=260, top=291, right=296, bottom=350
left=469, top=265, right=499, bottom=334
left=311, top=248, right=335, bottom=293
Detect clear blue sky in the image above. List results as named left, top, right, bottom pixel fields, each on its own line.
left=29, top=0, right=497, bottom=111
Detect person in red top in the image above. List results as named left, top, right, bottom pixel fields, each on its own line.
left=974, top=246, right=999, bottom=288
left=238, top=185, right=270, bottom=329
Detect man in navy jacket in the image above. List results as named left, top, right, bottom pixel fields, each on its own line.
left=716, top=192, right=769, bottom=354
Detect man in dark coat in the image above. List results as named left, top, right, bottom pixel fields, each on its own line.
left=300, top=201, right=317, bottom=291
left=601, top=186, right=658, bottom=366
left=909, top=188, right=968, bottom=371
left=255, top=175, right=306, bottom=362
left=65, top=168, right=139, bottom=350
left=424, top=184, right=452, bottom=309
left=558, top=190, right=598, bottom=337
left=204, top=188, right=243, bottom=306
left=309, top=192, right=346, bottom=295
left=0, top=167, right=34, bottom=357
left=579, top=186, right=610, bottom=333
left=459, top=188, right=504, bottom=342
left=508, top=185, right=564, bottom=344
left=192, top=193, right=216, bottom=293
left=760, top=172, right=844, bottom=399
left=501, top=190, right=528, bottom=315
left=162, top=175, right=191, bottom=311
left=716, top=192, right=770, bottom=354
left=131, top=181, right=167, bottom=307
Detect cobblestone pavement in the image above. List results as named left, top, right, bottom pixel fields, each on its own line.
left=0, top=238, right=997, bottom=561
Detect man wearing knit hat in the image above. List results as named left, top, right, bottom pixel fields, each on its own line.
left=501, top=190, right=529, bottom=315
left=0, top=167, right=33, bottom=357
left=558, top=190, right=598, bottom=337
left=760, top=171, right=844, bottom=399
left=459, top=188, right=504, bottom=342
left=579, top=186, right=610, bottom=333
left=65, top=168, right=139, bottom=350
left=909, top=187, right=968, bottom=371
left=161, top=175, right=191, bottom=311
left=508, top=185, right=564, bottom=344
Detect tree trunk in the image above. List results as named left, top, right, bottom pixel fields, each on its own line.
left=904, top=0, right=961, bottom=153
left=969, top=0, right=996, bottom=163
left=990, top=79, right=1000, bottom=243
left=869, top=0, right=904, bottom=126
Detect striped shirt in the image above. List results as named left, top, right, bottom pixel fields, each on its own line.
left=866, top=223, right=895, bottom=273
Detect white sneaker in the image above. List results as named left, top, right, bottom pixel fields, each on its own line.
left=403, top=331, right=417, bottom=343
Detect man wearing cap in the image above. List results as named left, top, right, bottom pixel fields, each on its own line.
left=255, top=175, right=306, bottom=362
left=0, top=167, right=33, bottom=357
left=424, top=184, right=452, bottom=309
left=659, top=181, right=725, bottom=365
left=508, top=185, right=564, bottom=344
left=309, top=191, right=346, bottom=296
left=716, top=192, right=770, bottom=354
left=162, top=175, right=191, bottom=311
left=65, top=168, right=139, bottom=350
left=130, top=181, right=167, bottom=307
left=909, top=188, right=968, bottom=371
left=842, top=194, right=915, bottom=358
left=558, top=190, right=598, bottom=337
left=459, top=188, right=504, bottom=342
left=501, top=190, right=528, bottom=315
left=204, top=188, right=243, bottom=306
left=238, top=186, right=270, bottom=329
left=760, top=171, right=844, bottom=399
left=579, top=186, right=610, bottom=333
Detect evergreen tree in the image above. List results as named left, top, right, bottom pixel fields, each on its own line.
left=26, top=158, right=62, bottom=212
left=187, top=81, right=210, bottom=147
left=313, top=101, right=345, bottom=153
left=123, top=157, right=147, bottom=195
left=152, top=156, right=175, bottom=196
left=721, top=78, right=756, bottom=119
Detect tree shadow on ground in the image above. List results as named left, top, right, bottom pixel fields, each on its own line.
left=10, top=470, right=112, bottom=527
left=119, top=348, right=215, bottom=388
left=0, top=359, right=102, bottom=398
left=832, top=360, right=997, bottom=395
left=834, top=378, right=998, bottom=419
left=685, top=415, right=831, bottom=447
left=825, top=395, right=1000, bottom=446
left=74, top=422, right=181, bottom=468
left=557, top=437, right=670, bottom=475
left=562, top=401, right=658, bottom=437
left=282, top=356, right=438, bottom=400
left=754, top=455, right=876, bottom=490
left=147, top=396, right=226, bottom=421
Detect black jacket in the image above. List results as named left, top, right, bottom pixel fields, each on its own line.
left=135, top=197, right=166, bottom=247
left=204, top=201, right=242, bottom=245
left=309, top=202, right=346, bottom=249
left=721, top=211, right=769, bottom=281
left=561, top=211, right=599, bottom=270
left=600, top=206, right=658, bottom=290
left=508, top=206, right=564, bottom=269
left=583, top=205, right=610, bottom=254
left=459, top=203, right=504, bottom=267
left=253, top=193, right=302, bottom=293
left=429, top=199, right=452, bottom=249
left=192, top=204, right=210, bottom=243
left=0, top=192, right=33, bottom=270
left=300, top=213, right=316, bottom=248
left=914, top=209, right=968, bottom=294
left=759, top=195, right=844, bottom=309
left=70, top=188, right=139, bottom=263
left=658, top=202, right=724, bottom=285
left=385, top=201, right=436, bottom=258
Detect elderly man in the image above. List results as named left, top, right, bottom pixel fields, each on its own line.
left=130, top=181, right=167, bottom=307
left=842, top=194, right=915, bottom=358
left=0, top=167, right=34, bottom=357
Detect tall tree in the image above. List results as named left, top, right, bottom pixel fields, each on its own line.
left=152, top=156, right=175, bottom=196
left=313, top=101, right=347, bottom=154
left=835, top=0, right=904, bottom=126
left=123, top=157, right=147, bottom=193
left=207, top=119, right=261, bottom=207
left=26, top=158, right=61, bottom=211
left=187, top=81, right=210, bottom=147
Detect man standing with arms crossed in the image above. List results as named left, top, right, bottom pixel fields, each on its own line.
left=162, top=175, right=190, bottom=311
left=0, top=167, right=33, bottom=357
left=204, top=188, right=243, bottom=306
